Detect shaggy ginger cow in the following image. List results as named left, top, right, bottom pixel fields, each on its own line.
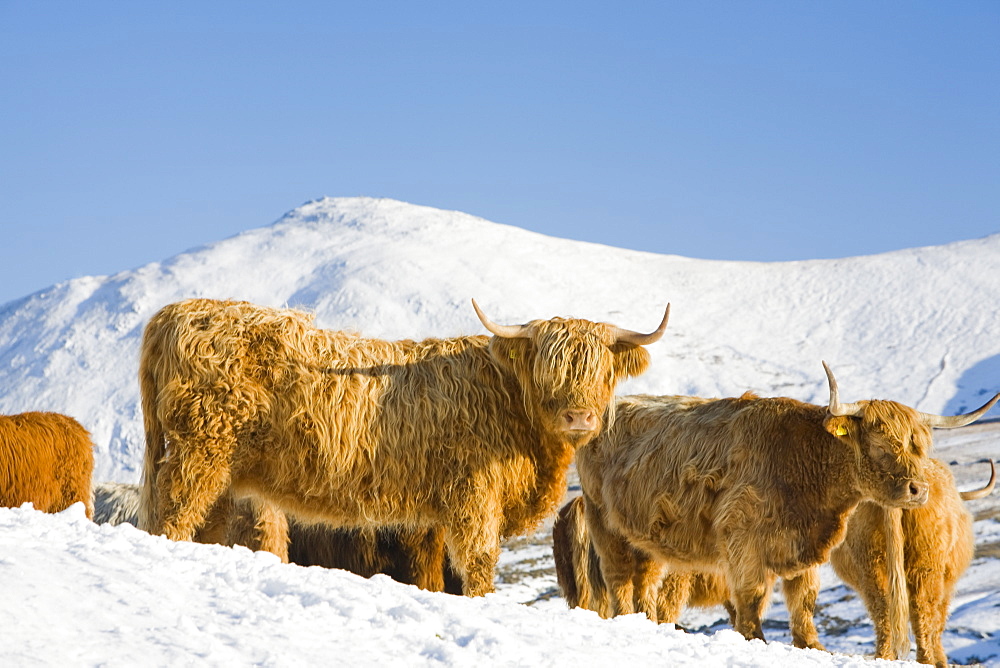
left=1, top=411, right=95, bottom=519
left=138, top=298, right=667, bottom=595
left=555, top=494, right=734, bottom=621
left=555, top=459, right=996, bottom=665
left=572, top=363, right=998, bottom=651
left=831, top=458, right=996, bottom=666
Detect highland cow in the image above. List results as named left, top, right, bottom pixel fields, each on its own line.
left=556, top=459, right=995, bottom=666
left=572, top=363, right=998, bottom=653
left=139, top=298, right=667, bottom=595
left=1, top=411, right=95, bottom=519
left=831, top=458, right=996, bottom=666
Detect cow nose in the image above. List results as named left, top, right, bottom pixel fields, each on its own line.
left=563, top=410, right=597, bottom=431
left=907, top=480, right=929, bottom=505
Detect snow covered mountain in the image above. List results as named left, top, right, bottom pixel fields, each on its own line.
left=3, top=197, right=999, bottom=666
left=0, top=198, right=1000, bottom=482
left=1, top=196, right=997, bottom=482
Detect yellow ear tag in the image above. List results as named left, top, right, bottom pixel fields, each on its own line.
left=509, top=349, right=518, bottom=360
left=835, top=425, right=848, bottom=437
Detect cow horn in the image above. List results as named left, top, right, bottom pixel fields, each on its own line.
left=917, top=393, right=1000, bottom=429
left=823, top=361, right=865, bottom=417
left=610, top=304, right=671, bottom=346
left=471, top=299, right=531, bottom=338
left=959, top=459, right=996, bottom=501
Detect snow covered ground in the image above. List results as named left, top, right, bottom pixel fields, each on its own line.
left=1, top=198, right=997, bottom=666
left=1, top=422, right=996, bottom=667
left=0, top=503, right=913, bottom=668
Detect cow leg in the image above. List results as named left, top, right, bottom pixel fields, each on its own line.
left=867, top=594, right=897, bottom=659
left=727, top=567, right=773, bottom=643
left=632, top=552, right=666, bottom=622
left=155, top=433, right=235, bottom=542
left=723, top=600, right=737, bottom=627
left=200, top=494, right=289, bottom=562
left=444, top=514, right=501, bottom=597
left=782, top=568, right=825, bottom=650
left=656, top=570, right=694, bottom=624
left=194, top=491, right=238, bottom=545
left=250, top=499, right=290, bottom=562
left=832, top=534, right=896, bottom=659
left=908, top=570, right=948, bottom=668
left=397, top=526, right=448, bottom=593
left=852, top=577, right=895, bottom=660
left=583, top=500, right=640, bottom=617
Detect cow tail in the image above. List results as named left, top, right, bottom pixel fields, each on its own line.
left=553, top=498, right=584, bottom=608
left=137, top=343, right=164, bottom=534
left=884, top=506, right=911, bottom=659
left=553, top=496, right=610, bottom=616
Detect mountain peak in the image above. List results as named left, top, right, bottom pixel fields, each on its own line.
left=0, top=198, right=998, bottom=482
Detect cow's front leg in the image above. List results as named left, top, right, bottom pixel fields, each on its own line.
left=908, top=567, right=949, bottom=668
left=584, top=496, right=641, bottom=617
left=656, top=570, right=694, bottom=624
left=782, top=567, right=825, bottom=650
left=397, top=526, right=449, bottom=593
left=727, top=565, right=774, bottom=643
left=632, top=553, right=667, bottom=622
left=445, top=515, right=501, bottom=597
left=250, top=499, right=290, bottom=562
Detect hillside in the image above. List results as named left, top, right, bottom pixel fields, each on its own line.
left=2, top=197, right=1000, bottom=666
left=1, top=196, right=998, bottom=483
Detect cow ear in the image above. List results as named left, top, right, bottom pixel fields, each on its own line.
left=824, top=415, right=856, bottom=441
left=488, top=337, right=531, bottom=372
left=610, top=342, right=651, bottom=380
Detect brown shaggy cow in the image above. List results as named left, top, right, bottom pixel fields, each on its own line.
left=138, top=298, right=667, bottom=595
left=555, top=459, right=997, bottom=664
left=573, top=363, right=999, bottom=651
left=831, top=458, right=996, bottom=666
left=94, top=481, right=141, bottom=526
left=285, top=523, right=463, bottom=594
left=100, top=481, right=463, bottom=592
left=205, top=492, right=463, bottom=593
left=554, top=494, right=736, bottom=622
left=1, top=411, right=95, bottom=519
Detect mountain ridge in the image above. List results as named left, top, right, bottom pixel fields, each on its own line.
left=1, top=197, right=997, bottom=481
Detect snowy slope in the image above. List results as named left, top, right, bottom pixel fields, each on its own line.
left=0, top=502, right=921, bottom=668
left=3, top=423, right=998, bottom=666
left=0, top=196, right=997, bottom=482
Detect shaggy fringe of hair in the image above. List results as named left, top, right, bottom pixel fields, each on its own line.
left=883, top=507, right=911, bottom=659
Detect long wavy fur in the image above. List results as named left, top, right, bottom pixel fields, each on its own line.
left=1, top=411, right=94, bottom=519
left=137, top=298, right=651, bottom=594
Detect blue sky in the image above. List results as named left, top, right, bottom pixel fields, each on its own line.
left=1, top=1, right=997, bottom=306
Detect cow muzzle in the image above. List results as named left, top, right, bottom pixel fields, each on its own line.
left=561, top=409, right=599, bottom=433
left=896, top=479, right=930, bottom=508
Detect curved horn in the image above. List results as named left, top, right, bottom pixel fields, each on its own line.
left=610, top=304, right=671, bottom=346
left=471, top=299, right=530, bottom=338
left=918, top=393, right=1000, bottom=429
left=823, top=361, right=864, bottom=417
left=959, top=459, right=996, bottom=501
